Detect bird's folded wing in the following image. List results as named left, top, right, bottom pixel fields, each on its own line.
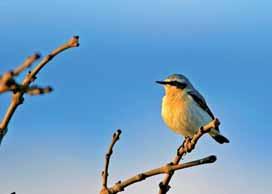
left=188, top=90, right=215, bottom=120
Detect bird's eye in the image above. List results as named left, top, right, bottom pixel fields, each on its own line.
left=170, top=81, right=186, bottom=89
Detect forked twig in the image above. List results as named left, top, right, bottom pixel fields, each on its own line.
left=158, top=118, right=220, bottom=194
left=0, top=36, right=80, bottom=145
left=100, top=119, right=219, bottom=194
left=0, top=54, right=40, bottom=93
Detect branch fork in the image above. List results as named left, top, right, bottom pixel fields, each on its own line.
left=100, top=119, right=220, bottom=194
left=0, top=36, right=80, bottom=145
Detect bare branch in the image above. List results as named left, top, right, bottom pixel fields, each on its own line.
left=101, top=129, right=122, bottom=192
left=22, top=36, right=79, bottom=86
left=0, top=36, right=80, bottom=145
left=25, top=85, right=53, bottom=96
left=158, top=118, right=220, bottom=194
left=13, top=53, right=40, bottom=76
left=103, top=155, right=216, bottom=194
left=100, top=119, right=219, bottom=194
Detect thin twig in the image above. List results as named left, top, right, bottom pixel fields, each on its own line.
left=0, top=36, right=80, bottom=145
left=101, top=129, right=122, bottom=193
left=13, top=54, right=41, bottom=76
left=102, top=155, right=216, bottom=194
left=22, top=36, right=79, bottom=86
left=158, top=118, right=220, bottom=194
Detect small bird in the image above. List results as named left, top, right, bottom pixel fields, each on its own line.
left=156, top=74, right=229, bottom=144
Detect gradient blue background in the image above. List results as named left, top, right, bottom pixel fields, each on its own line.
left=0, top=0, right=271, bottom=194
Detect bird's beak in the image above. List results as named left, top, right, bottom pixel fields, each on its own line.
left=156, top=81, right=168, bottom=85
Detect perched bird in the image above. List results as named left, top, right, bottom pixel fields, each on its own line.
left=156, top=74, right=229, bottom=144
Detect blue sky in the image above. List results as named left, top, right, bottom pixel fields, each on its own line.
left=0, top=0, right=271, bottom=194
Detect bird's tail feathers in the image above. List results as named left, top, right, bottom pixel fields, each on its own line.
left=209, top=129, right=229, bottom=144
left=212, top=134, right=229, bottom=144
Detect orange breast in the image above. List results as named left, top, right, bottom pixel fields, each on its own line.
left=161, top=93, right=193, bottom=137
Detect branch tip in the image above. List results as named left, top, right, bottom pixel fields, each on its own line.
left=33, top=53, right=41, bottom=60
left=69, top=36, right=80, bottom=47
left=102, top=129, right=122, bottom=190
left=117, top=129, right=122, bottom=134
left=73, top=35, right=79, bottom=39
left=201, top=155, right=217, bottom=163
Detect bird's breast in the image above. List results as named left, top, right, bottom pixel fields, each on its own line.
left=161, top=94, right=211, bottom=137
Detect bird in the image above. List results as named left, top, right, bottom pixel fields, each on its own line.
left=156, top=74, right=229, bottom=144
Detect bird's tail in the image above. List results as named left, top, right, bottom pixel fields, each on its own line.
left=209, top=129, right=229, bottom=144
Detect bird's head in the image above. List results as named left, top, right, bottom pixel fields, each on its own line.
left=156, top=74, right=193, bottom=95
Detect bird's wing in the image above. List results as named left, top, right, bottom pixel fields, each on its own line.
left=187, top=90, right=215, bottom=119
